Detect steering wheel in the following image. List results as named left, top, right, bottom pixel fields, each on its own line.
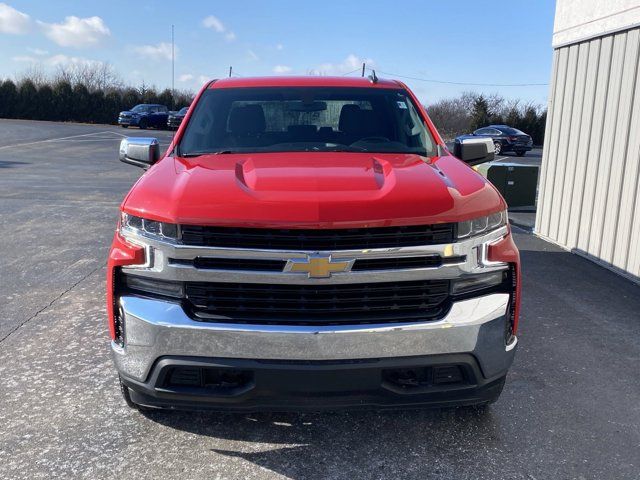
left=352, top=136, right=391, bottom=144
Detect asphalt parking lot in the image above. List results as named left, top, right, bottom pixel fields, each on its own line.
left=0, top=119, right=638, bottom=480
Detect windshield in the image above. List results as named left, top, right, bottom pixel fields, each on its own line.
left=178, top=107, right=189, bottom=114
left=131, top=105, right=149, bottom=113
left=178, top=87, right=436, bottom=156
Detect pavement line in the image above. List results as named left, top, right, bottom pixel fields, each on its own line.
left=0, top=131, right=124, bottom=151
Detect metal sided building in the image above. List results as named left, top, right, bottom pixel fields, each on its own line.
left=536, top=0, right=640, bottom=282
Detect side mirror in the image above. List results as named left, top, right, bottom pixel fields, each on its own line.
left=453, top=136, right=495, bottom=166
left=119, top=137, right=160, bottom=169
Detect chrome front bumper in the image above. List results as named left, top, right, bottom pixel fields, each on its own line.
left=112, top=293, right=517, bottom=383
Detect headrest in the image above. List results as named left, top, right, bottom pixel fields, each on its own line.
left=339, top=104, right=385, bottom=136
left=338, top=104, right=362, bottom=132
left=287, top=124, right=317, bottom=139
left=228, top=105, right=266, bottom=134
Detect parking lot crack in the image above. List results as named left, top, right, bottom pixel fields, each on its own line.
left=0, top=263, right=105, bottom=344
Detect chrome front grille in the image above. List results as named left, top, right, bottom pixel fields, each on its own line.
left=118, top=223, right=510, bottom=326
left=120, top=224, right=509, bottom=286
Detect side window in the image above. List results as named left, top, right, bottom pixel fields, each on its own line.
left=491, top=129, right=502, bottom=135
left=475, top=128, right=488, bottom=135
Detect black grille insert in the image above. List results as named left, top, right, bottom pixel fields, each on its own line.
left=171, top=257, right=287, bottom=271
left=180, top=224, right=456, bottom=250
left=185, top=279, right=451, bottom=325
left=170, top=255, right=466, bottom=272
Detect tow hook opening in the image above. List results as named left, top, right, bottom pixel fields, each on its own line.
left=162, top=366, right=254, bottom=395
left=382, top=365, right=467, bottom=392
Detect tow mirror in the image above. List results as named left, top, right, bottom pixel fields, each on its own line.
left=453, top=136, right=495, bottom=166
left=119, top=137, right=160, bottom=169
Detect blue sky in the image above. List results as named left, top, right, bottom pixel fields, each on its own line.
left=0, top=0, right=556, bottom=104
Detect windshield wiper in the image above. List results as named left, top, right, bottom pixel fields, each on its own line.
left=180, top=150, right=235, bottom=158
left=323, top=145, right=367, bottom=153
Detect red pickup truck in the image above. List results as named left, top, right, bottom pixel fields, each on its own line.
left=108, top=75, right=520, bottom=412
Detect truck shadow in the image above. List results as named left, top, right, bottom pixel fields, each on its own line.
left=143, top=406, right=502, bottom=479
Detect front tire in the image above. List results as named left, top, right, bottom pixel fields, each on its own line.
left=493, top=141, right=502, bottom=155
left=515, top=150, right=526, bottom=157
left=120, top=125, right=128, bottom=128
left=138, top=118, right=148, bottom=130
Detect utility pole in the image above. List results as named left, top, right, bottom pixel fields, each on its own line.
left=171, top=24, right=175, bottom=109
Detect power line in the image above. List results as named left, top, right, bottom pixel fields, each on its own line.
left=341, top=66, right=548, bottom=87
left=341, top=68, right=362, bottom=76
left=374, top=69, right=548, bottom=87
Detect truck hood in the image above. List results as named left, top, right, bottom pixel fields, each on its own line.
left=122, top=152, right=505, bottom=228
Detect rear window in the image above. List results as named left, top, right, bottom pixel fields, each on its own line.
left=499, top=127, right=526, bottom=135
left=178, top=87, right=436, bottom=156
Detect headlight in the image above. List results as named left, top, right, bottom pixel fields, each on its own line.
left=120, top=212, right=178, bottom=240
left=457, top=210, right=507, bottom=239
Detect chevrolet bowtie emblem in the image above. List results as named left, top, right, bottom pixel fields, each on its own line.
left=285, top=254, right=355, bottom=278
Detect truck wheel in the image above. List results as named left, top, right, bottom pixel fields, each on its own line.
left=515, top=150, right=526, bottom=157
left=493, top=142, right=502, bottom=155
left=138, top=118, right=148, bottom=130
left=119, top=376, right=152, bottom=412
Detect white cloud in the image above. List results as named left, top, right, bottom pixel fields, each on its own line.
left=131, top=42, right=176, bottom=61
left=310, top=54, right=373, bottom=76
left=276, top=43, right=284, bottom=51
left=0, top=3, right=30, bottom=34
left=202, top=15, right=224, bottom=32
left=46, top=54, right=103, bottom=68
left=202, top=14, right=235, bottom=41
left=27, top=47, right=48, bottom=56
left=12, top=52, right=105, bottom=69
left=38, top=16, right=110, bottom=48
left=12, top=55, right=36, bottom=63
left=177, top=73, right=210, bottom=89
left=273, top=65, right=292, bottom=74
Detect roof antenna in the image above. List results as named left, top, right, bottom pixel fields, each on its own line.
left=229, top=66, right=232, bottom=78
left=368, top=69, right=378, bottom=84
left=361, top=62, right=366, bottom=77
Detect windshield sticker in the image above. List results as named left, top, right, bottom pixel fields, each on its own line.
left=397, top=101, right=407, bottom=109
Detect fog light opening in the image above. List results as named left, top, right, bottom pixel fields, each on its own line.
left=115, top=304, right=125, bottom=347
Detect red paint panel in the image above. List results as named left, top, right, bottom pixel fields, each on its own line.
left=106, top=232, right=145, bottom=340
left=488, top=229, right=522, bottom=333
left=123, top=152, right=506, bottom=228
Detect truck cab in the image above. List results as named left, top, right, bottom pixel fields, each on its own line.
left=108, top=76, right=520, bottom=411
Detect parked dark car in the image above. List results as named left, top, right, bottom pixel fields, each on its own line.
left=167, top=106, right=188, bottom=129
left=470, top=125, right=533, bottom=156
left=118, top=104, right=169, bottom=129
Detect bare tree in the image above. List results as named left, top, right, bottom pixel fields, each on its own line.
left=53, top=62, right=123, bottom=92
left=14, top=65, right=49, bottom=88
